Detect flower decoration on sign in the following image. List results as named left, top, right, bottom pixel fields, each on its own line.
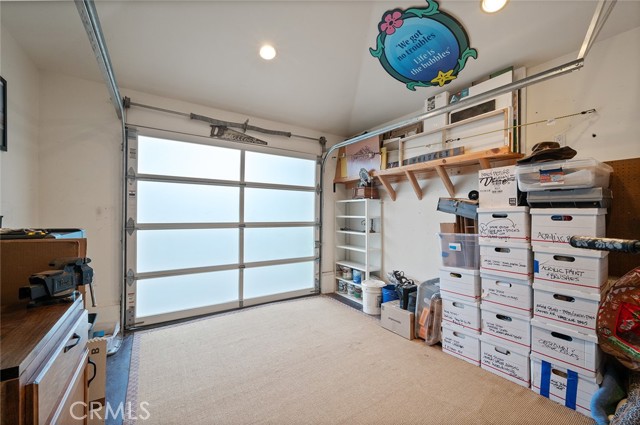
left=370, top=0, right=478, bottom=91
left=379, top=10, right=404, bottom=35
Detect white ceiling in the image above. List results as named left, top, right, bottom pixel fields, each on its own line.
left=2, top=1, right=640, bottom=137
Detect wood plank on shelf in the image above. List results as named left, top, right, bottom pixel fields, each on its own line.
left=363, top=146, right=523, bottom=201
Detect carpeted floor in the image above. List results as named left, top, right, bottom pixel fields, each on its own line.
left=125, top=296, right=594, bottom=424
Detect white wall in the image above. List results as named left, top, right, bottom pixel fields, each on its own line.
left=35, top=72, right=342, bottom=323
left=0, top=27, right=40, bottom=227
left=525, top=26, right=640, bottom=161
left=367, top=26, right=640, bottom=286
left=38, top=72, right=122, bottom=323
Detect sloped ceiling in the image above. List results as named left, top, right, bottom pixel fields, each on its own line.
left=2, top=1, right=640, bottom=137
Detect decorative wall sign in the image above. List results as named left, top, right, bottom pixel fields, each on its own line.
left=370, top=0, right=478, bottom=91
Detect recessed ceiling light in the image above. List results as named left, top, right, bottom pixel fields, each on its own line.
left=259, top=45, right=276, bottom=60
left=481, top=0, right=509, bottom=13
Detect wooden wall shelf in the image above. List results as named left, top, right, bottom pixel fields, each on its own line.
left=334, top=146, right=523, bottom=201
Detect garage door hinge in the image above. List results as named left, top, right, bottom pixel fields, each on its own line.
left=315, top=241, right=321, bottom=249
left=126, top=269, right=135, bottom=286
left=126, top=167, right=136, bottom=183
left=239, top=264, right=246, bottom=269
left=316, top=156, right=322, bottom=165
left=125, top=218, right=136, bottom=235
left=316, top=184, right=322, bottom=195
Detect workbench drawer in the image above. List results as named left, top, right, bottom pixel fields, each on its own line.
left=27, top=310, right=89, bottom=424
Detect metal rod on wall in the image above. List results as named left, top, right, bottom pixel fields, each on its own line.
left=75, top=0, right=127, bottom=343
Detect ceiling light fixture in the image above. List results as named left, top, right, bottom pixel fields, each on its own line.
left=259, top=44, right=277, bottom=60
left=481, top=0, right=509, bottom=13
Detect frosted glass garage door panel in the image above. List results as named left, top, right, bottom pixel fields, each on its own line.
left=137, top=229, right=239, bottom=273
left=245, top=152, right=315, bottom=187
left=138, top=136, right=240, bottom=181
left=245, top=189, right=314, bottom=222
left=244, top=262, right=314, bottom=299
left=136, top=270, right=239, bottom=318
left=245, top=227, right=314, bottom=263
left=137, top=181, right=239, bottom=223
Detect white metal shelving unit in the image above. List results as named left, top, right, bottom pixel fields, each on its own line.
left=334, top=199, right=382, bottom=304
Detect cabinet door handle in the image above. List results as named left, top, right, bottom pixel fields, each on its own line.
left=64, top=333, right=81, bottom=353
left=87, top=358, right=97, bottom=386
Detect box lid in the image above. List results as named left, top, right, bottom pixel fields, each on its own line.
left=515, top=158, right=613, bottom=174
left=532, top=245, right=609, bottom=258
left=480, top=335, right=531, bottom=356
left=532, top=281, right=604, bottom=301
left=480, top=272, right=532, bottom=285
left=529, top=208, right=607, bottom=216
left=480, top=304, right=532, bottom=321
left=442, top=322, right=480, bottom=338
left=441, top=294, right=480, bottom=306
left=477, top=206, right=529, bottom=213
left=530, top=318, right=598, bottom=343
left=480, top=240, right=533, bottom=249
left=440, top=266, right=480, bottom=276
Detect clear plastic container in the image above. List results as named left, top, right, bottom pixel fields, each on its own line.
left=515, top=158, right=613, bottom=192
left=438, top=233, right=480, bottom=269
left=414, top=278, right=442, bottom=345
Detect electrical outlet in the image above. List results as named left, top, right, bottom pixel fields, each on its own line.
left=554, top=134, right=566, bottom=146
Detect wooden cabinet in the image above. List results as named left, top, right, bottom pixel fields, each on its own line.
left=334, top=199, right=382, bottom=304
left=1, top=297, right=89, bottom=425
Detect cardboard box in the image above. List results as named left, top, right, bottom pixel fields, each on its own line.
left=531, top=356, right=600, bottom=417
left=533, top=246, right=609, bottom=293
left=87, top=338, right=107, bottom=425
left=442, top=295, right=481, bottom=335
left=442, top=324, right=480, bottom=366
left=478, top=207, right=530, bottom=244
left=481, top=340, right=530, bottom=388
left=532, top=282, right=603, bottom=337
left=481, top=273, right=532, bottom=317
left=530, top=208, right=606, bottom=250
left=439, top=266, right=481, bottom=302
left=481, top=306, right=531, bottom=350
left=380, top=300, right=414, bottom=340
left=478, top=165, right=520, bottom=208
left=530, top=319, right=601, bottom=377
left=480, top=241, right=532, bottom=280
left=0, top=239, right=87, bottom=309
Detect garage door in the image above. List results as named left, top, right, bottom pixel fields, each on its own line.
left=124, top=129, right=319, bottom=328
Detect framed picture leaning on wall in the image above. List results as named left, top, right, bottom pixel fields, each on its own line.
left=0, top=76, right=6, bottom=151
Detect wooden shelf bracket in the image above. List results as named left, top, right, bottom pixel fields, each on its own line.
left=376, top=175, right=397, bottom=201
left=404, top=170, right=423, bottom=200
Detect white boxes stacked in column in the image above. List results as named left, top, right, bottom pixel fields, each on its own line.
left=476, top=176, right=533, bottom=387
left=438, top=233, right=483, bottom=366
left=521, top=161, right=611, bottom=418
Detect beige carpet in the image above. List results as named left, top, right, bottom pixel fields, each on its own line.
left=125, top=296, right=594, bottom=425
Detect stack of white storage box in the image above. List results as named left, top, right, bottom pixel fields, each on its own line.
left=476, top=165, right=533, bottom=388
left=516, top=158, right=614, bottom=417
left=438, top=160, right=614, bottom=419
left=439, top=232, right=482, bottom=366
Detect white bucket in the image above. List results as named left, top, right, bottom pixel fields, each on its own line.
left=361, top=279, right=386, bottom=315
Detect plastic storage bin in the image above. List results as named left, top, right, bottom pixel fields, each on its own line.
left=438, top=233, right=480, bottom=270
left=515, top=158, right=613, bottom=192
left=414, top=278, right=442, bottom=344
